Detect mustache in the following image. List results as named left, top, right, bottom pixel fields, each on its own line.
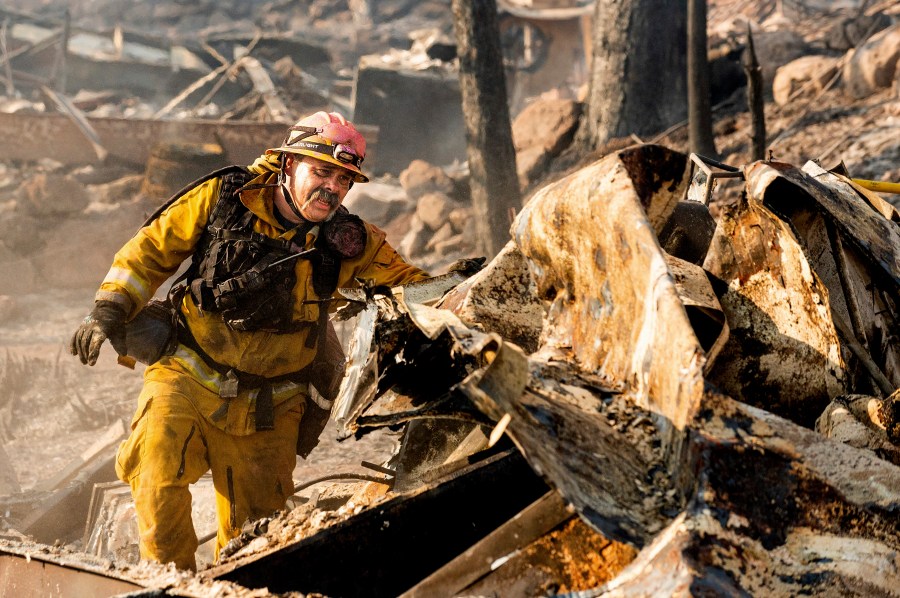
left=307, top=187, right=340, bottom=206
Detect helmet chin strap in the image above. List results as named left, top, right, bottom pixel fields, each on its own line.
left=281, top=182, right=308, bottom=222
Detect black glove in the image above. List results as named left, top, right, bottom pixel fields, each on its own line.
left=447, top=257, right=487, bottom=277
left=69, top=300, right=128, bottom=366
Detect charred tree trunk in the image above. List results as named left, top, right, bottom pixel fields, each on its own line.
left=577, top=0, right=688, bottom=150
left=744, top=25, right=766, bottom=161
left=451, top=0, right=520, bottom=258
left=687, top=0, right=716, bottom=157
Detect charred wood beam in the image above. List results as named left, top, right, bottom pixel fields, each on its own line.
left=155, top=58, right=243, bottom=119
left=41, top=85, right=107, bottom=161
left=459, top=350, right=679, bottom=547
left=240, top=55, right=292, bottom=123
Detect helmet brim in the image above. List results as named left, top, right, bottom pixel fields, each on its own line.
left=267, top=147, right=369, bottom=183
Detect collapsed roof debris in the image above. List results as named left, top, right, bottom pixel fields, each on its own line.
left=181, top=146, right=900, bottom=596
left=1, top=137, right=899, bottom=595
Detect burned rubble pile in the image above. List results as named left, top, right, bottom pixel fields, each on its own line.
left=202, top=146, right=900, bottom=596
left=0, top=0, right=898, bottom=596
left=192, top=145, right=900, bottom=597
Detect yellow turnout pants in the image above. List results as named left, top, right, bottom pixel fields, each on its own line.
left=115, top=362, right=305, bottom=571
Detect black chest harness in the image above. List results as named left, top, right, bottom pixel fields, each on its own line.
left=171, top=166, right=366, bottom=338
left=147, top=165, right=367, bottom=430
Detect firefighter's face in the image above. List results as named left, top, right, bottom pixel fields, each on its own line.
left=284, top=155, right=352, bottom=222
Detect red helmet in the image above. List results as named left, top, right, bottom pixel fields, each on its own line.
left=268, top=111, right=368, bottom=183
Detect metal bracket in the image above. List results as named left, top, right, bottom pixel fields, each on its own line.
left=685, top=153, right=744, bottom=205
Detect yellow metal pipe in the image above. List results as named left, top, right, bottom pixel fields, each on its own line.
left=852, top=178, right=900, bottom=194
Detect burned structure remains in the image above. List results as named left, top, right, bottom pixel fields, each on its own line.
left=6, top=144, right=898, bottom=597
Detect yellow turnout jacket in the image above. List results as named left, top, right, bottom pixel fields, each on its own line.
left=96, top=153, right=428, bottom=397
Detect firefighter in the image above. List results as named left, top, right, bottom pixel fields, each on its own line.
left=69, top=111, right=429, bottom=571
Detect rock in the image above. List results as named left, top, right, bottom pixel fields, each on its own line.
left=447, top=206, right=472, bottom=234
left=343, top=181, right=412, bottom=226
left=515, top=146, right=549, bottom=191
left=89, top=175, right=146, bottom=208
left=825, top=12, right=893, bottom=52
left=380, top=210, right=415, bottom=249
left=843, top=23, right=900, bottom=99
left=425, top=221, right=455, bottom=253
left=512, top=98, right=581, bottom=153
left=399, top=160, right=456, bottom=201
left=0, top=209, right=46, bottom=255
left=398, top=214, right=430, bottom=259
left=416, top=191, right=457, bottom=231
left=773, top=55, right=840, bottom=106
left=512, top=98, right=581, bottom=188
left=18, top=173, right=91, bottom=216
left=432, top=233, right=468, bottom=256
left=751, top=29, right=812, bottom=90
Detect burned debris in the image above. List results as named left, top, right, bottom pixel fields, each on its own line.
left=95, top=144, right=894, bottom=596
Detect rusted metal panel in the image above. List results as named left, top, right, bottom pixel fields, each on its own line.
left=513, top=144, right=704, bottom=438
left=0, top=112, right=377, bottom=168
left=703, top=189, right=848, bottom=427
left=0, top=544, right=142, bottom=597
left=437, top=241, right=544, bottom=354
left=748, top=161, right=900, bottom=293
left=746, top=161, right=900, bottom=392
left=663, top=254, right=728, bottom=364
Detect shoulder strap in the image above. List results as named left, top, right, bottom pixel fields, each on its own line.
left=139, top=165, right=250, bottom=229
left=165, top=167, right=255, bottom=305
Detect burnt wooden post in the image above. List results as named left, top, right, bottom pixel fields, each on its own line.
left=451, top=0, right=520, bottom=258
left=0, top=19, right=14, bottom=97
left=53, top=9, right=70, bottom=94
left=577, top=0, right=687, bottom=150
left=743, top=24, right=766, bottom=161
left=688, top=0, right=716, bottom=157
